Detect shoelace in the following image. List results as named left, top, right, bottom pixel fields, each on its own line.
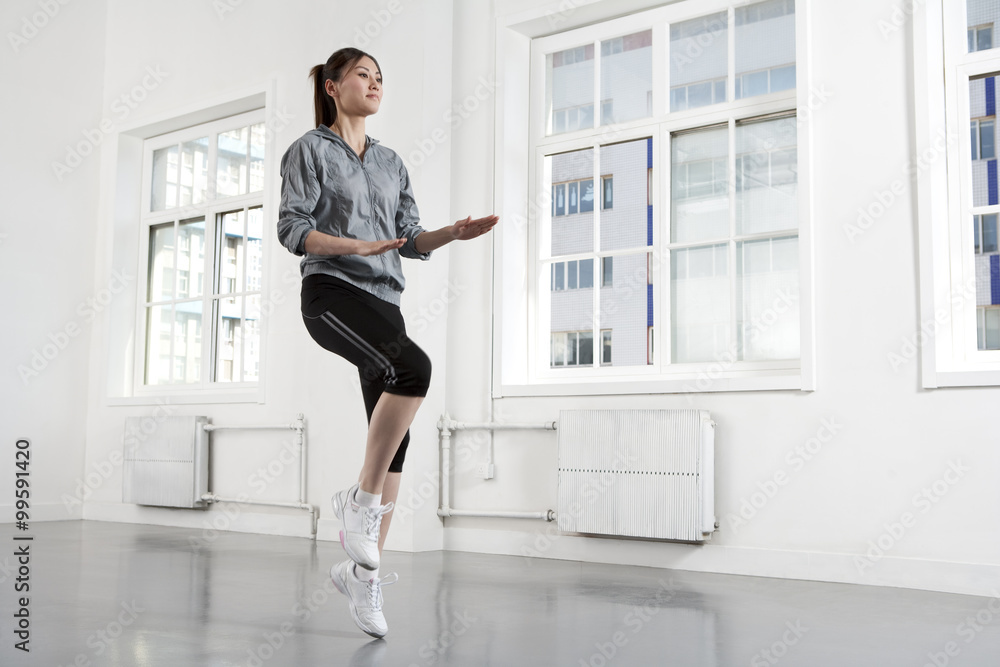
left=366, top=572, right=398, bottom=611
left=362, top=502, right=395, bottom=541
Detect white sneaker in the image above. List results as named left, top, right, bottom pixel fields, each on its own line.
left=332, top=483, right=394, bottom=570
left=331, top=559, right=398, bottom=638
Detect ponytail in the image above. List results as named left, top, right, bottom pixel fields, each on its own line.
left=310, top=48, right=382, bottom=129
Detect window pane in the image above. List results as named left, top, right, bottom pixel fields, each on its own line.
left=602, top=256, right=614, bottom=286
left=249, top=123, right=265, bottom=193
left=580, top=178, right=595, bottom=213
left=603, top=177, right=614, bottom=209
left=578, top=330, right=594, bottom=365
left=601, top=29, right=652, bottom=124
left=737, top=237, right=799, bottom=361
left=145, top=304, right=171, bottom=385
left=217, top=126, right=249, bottom=197
left=670, top=12, right=727, bottom=112
left=968, top=0, right=1000, bottom=53
left=553, top=333, right=569, bottom=366
left=672, top=244, right=730, bottom=363
left=551, top=249, right=594, bottom=365
left=216, top=296, right=242, bottom=382
left=984, top=213, right=998, bottom=252
left=735, top=0, right=795, bottom=100
left=982, top=119, right=995, bottom=159
left=568, top=260, right=578, bottom=289
left=177, top=218, right=204, bottom=299
left=599, top=253, right=652, bottom=367
left=147, top=223, right=175, bottom=301
left=602, top=330, right=612, bottom=364
left=174, top=300, right=202, bottom=383
left=554, top=262, right=565, bottom=290
left=547, top=44, right=595, bottom=135
left=600, top=138, right=653, bottom=252
left=550, top=149, right=595, bottom=256
left=151, top=145, right=178, bottom=211
left=244, top=294, right=261, bottom=382
left=672, top=126, right=728, bottom=243
left=970, top=75, right=999, bottom=207
left=736, top=116, right=798, bottom=235
left=580, top=258, right=594, bottom=288
left=989, top=309, right=1000, bottom=349
left=180, top=138, right=208, bottom=207
left=247, top=207, right=263, bottom=292
left=568, top=181, right=579, bottom=215
left=220, top=210, right=246, bottom=294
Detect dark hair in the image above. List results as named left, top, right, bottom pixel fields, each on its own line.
left=310, top=48, right=382, bottom=128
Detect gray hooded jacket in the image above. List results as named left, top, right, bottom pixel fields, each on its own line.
left=276, top=125, right=430, bottom=306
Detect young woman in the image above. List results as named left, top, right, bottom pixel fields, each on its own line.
left=276, top=48, right=497, bottom=639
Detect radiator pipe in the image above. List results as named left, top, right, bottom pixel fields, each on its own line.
left=200, top=493, right=317, bottom=539
left=201, top=414, right=316, bottom=539
left=437, top=414, right=556, bottom=522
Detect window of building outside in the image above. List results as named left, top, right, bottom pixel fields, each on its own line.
left=520, top=0, right=803, bottom=391
left=916, top=0, right=1000, bottom=385
left=139, top=110, right=265, bottom=390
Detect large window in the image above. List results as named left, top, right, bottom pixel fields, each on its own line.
left=503, top=0, right=807, bottom=393
left=916, top=0, right=1000, bottom=385
left=140, top=110, right=265, bottom=389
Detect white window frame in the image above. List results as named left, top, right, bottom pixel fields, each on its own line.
left=134, top=109, right=266, bottom=398
left=492, top=0, right=815, bottom=397
left=916, top=1, right=1000, bottom=387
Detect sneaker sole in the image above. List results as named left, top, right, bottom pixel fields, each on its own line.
left=330, top=564, right=387, bottom=639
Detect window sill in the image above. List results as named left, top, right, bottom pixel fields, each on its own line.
left=497, top=370, right=807, bottom=397
left=106, top=387, right=264, bottom=407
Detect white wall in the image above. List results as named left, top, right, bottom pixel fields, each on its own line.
left=0, top=0, right=108, bottom=521
left=3, top=0, right=998, bottom=597
left=440, top=0, right=1000, bottom=597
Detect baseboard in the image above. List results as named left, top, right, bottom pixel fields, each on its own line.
left=442, top=523, right=1000, bottom=598
left=81, top=501, right=316, bottom=540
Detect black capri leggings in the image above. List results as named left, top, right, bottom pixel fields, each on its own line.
left=300, top=273, right=431, bottom=473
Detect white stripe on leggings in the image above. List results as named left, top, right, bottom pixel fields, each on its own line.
left=316, top=311, right=398, bottom=384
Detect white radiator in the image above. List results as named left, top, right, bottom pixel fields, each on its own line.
left=122, top=415, right=209, bottom=508
left=557, top=409, right=716, bottom=542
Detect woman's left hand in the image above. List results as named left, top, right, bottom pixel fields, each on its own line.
left=451, top=215, right=499, bottom=241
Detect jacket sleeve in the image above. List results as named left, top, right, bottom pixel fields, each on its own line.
left=276, top=140, right=321, bottom=257
left=395, top=161, right=431, bottom=260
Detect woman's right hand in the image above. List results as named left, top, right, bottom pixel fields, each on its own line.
left=354, top=238, right=406, bottom=256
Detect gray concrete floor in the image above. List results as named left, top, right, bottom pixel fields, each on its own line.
left=1, top=521, right=998, bottom=666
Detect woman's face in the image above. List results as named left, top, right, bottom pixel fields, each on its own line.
left=328, top=56, right=382, bottom=119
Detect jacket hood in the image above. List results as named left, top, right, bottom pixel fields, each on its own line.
left=309, top=124, right=380, bottom=147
